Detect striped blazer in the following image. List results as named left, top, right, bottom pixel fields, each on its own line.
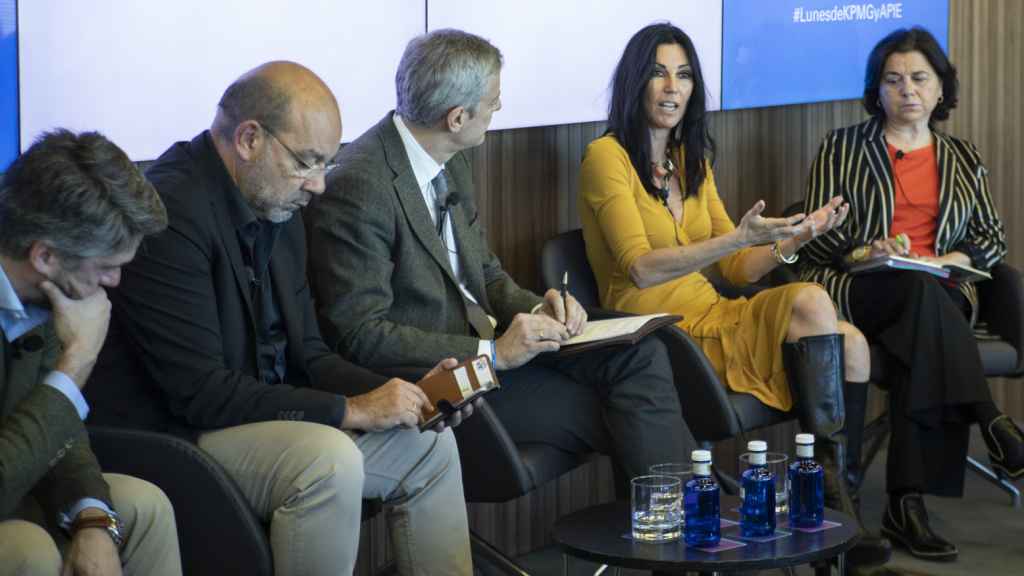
left=798, top=118, right=1006, bottom=321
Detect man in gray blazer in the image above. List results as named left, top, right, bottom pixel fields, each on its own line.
left=0, top=130, right=181, bottom=576
left=308, top=29, right=695, bottom=486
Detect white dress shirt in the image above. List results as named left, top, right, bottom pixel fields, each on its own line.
left=393, top=115, right=494, bottom=359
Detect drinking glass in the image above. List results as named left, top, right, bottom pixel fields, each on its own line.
left=650, top=462, right=692, bottom=524
left=630, top=475, right=682, bottom=542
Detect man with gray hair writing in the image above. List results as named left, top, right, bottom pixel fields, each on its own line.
left=308, top=29, right=696, bottom=492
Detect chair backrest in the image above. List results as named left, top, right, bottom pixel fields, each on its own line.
left=541, top=229, right=600, bottom=309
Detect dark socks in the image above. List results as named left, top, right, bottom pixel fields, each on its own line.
left=845, top=381, right=869, bottom=484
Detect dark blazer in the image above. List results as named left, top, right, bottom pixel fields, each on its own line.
left=87, top=132, right=386, bottom=436
left=307, top=113, right=541, bottom=369
left=1, top=322, right=111, bottom=519
left=799, top=118, right=1007, bottom=320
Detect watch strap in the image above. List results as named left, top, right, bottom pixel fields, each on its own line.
left=71, top=513, right=124, bottom=548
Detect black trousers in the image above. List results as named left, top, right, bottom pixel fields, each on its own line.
left=847, top=271, right=991, bottom=497
left=487, top=335, right=695, bottom=491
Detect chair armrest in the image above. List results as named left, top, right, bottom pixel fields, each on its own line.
left=87, top=426, right=272, bottom=576
left=451, top=398, right=536, bottom=502
left=650, top=326, right=742, bottom=442
left=586, top=307, right=742, bottom=441
left=977, top=262, right=1024, bottom=376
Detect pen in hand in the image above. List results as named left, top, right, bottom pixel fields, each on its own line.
left=561, top=270, right=571, bottom=327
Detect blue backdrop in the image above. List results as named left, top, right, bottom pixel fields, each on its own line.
left=1, top=0, right=16, bottom=171
left=722, top=0, right=949, bottom=110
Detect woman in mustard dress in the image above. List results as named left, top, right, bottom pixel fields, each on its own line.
left=578, top=23, right=889, bottom=566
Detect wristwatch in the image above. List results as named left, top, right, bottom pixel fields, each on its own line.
left=72, top=510, right=125, bottom=549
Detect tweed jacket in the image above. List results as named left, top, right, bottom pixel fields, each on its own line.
left=798, top=118, right=1007, bottom=320
left=307, top=112, right=542, bottom=369
left=0, top=322, right=110, bottom=519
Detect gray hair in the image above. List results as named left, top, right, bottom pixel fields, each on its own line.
left=0, top=129, right=167, bottom=262
left=214, top=73, right=292, bottom=139
left=396, top=28, right=503, bottom=127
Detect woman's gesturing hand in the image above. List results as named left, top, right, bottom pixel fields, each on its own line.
left=736, top=200, right=807, bottom=246
left=797, top=196, right=850, bottom=243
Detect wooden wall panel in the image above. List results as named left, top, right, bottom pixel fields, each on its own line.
left=356, top=1, right=1023, bottom=570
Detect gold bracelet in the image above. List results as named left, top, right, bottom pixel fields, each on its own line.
left=770, top=240, right=799, bottom=265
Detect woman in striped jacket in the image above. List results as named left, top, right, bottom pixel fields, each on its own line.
left=799, top=27, right=1023, bottom=562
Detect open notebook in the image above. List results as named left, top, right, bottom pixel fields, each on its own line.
left=556, top=313, right=682, bottom=356
left=848, top=255, right=991, bottom=283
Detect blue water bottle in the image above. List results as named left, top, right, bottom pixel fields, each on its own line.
left=788, top=433, right=824, bottom=528
left=684, top=449, right=720, bottom=547
left=740, top=440, right=776, bottom=537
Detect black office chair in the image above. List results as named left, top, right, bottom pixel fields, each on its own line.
left=88, top=425, right=274, bottom=576
left=776, top=201, right=1024, bottom=506
left=88, top=425, right=388, bottom=576
left=540, top=229, right=798, bottom=494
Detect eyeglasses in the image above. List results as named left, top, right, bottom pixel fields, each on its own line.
left=259, top=123, right=338, bottom=180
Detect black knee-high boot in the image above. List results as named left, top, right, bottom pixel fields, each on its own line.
left=784, top=334, right=891, bottom=567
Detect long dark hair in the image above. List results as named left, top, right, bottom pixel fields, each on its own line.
left=607, top=22, right=714, bottom=200
left=862, top=27, right=958, bottom=123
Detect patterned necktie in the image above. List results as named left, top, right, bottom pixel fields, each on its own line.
left=430, top=170, right=494, bottom=339
left=431, top=169, right=451, bottom=236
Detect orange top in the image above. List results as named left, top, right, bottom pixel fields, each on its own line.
left=888, top=142, right=940, bottom=257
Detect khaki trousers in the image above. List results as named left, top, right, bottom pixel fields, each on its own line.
left=0, top=473, right=182, bottom=576
left=197, top=422, right=471, bottom=576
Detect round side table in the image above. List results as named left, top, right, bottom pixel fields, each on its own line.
left=553, top=496, right=858, bottom=575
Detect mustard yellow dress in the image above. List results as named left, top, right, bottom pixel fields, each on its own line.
left=578, top=135, right=812, bottom=411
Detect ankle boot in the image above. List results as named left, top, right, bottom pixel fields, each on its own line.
left=819, top=439, right=892, bottom=566
left=982, top=415, right=1024, bottom=479
left=844, top=381, right=870, bottom=493
left=881, top=493, right=958, bottom=561
left=782, top=334, right=846, bottom=439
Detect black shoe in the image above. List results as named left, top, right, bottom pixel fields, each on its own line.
left=880, top=494, right=958, bottom=561
left=982, top=415, right=1024, bottom=479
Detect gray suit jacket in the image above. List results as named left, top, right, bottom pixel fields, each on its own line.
left=308, top=112, right=541, bottom=368
left=0, top=322, right=111, bottom=519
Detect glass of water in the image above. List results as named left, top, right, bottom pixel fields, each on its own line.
left=739, top=452, right=789, bottom=514
left=631, top=474, right=682, bottom=542
left=649, top=462, right=692, bottom=524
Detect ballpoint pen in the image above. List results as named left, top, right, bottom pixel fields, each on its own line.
left=561, top=270, right=570, bottom=321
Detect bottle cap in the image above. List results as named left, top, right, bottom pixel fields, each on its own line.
left=691, top=449, right=712, bottom=463
left=795, top=433, right=815, bottom=445
left=747, top=440, right=767, bottom=452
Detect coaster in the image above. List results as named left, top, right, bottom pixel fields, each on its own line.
left=730, top=529, right=792, bottom=543
left=781, top=519, right=842, bottom=533
left=686, top=537, right=746, bottom=553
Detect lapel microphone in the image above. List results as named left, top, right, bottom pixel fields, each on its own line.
left=895, top=150, right=905, bottom=160
left=437, top=192, right=462, bottom=236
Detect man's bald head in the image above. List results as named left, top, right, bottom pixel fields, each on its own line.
left=213, top=61, right=340, bottom=141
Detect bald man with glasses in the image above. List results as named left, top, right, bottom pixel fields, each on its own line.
left=86, top=61, right=475, bottom=576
